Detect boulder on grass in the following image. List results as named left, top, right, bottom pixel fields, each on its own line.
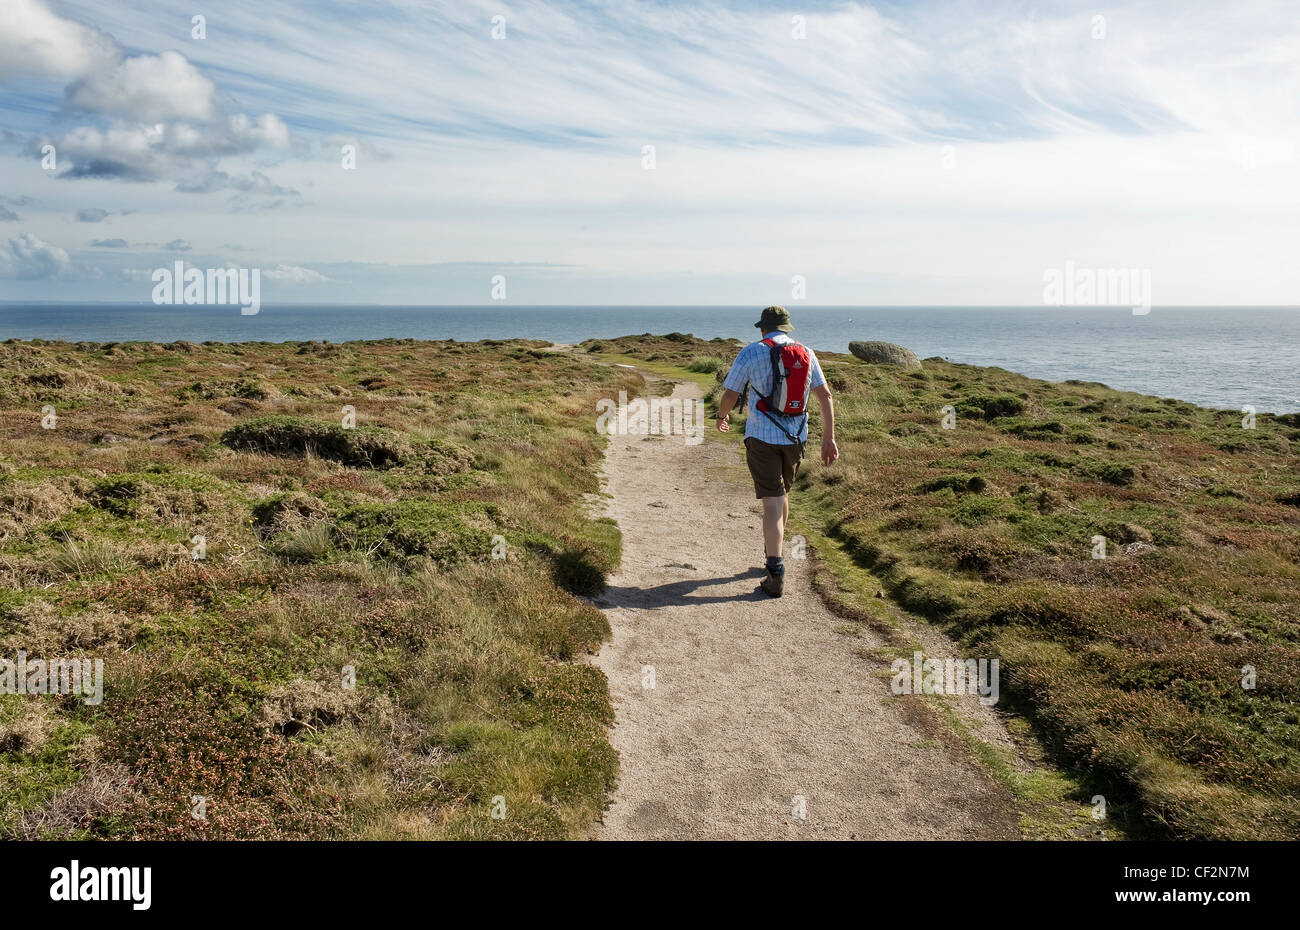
left=848, top=341, right=922, bottom=369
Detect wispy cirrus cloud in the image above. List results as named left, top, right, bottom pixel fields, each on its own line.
left=46, top=0, right=1291, bottom=151
left=1, top=0, right=1298, bottom=304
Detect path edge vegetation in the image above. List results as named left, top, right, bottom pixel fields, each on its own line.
left=582, top=332, right=1300, bottom=842
left=588, top=339, right=1114, bottom=839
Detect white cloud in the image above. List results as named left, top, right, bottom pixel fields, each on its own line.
left=51, top=117, right=293, bottom=186
left=0, top=0, right=117, bottom=80
left=65, top=50, right=216, bottom=123
left=0, top=232, right=72, bottom=279
left=5, top=0, right=293, bottom=195
left=225, top=113, right=290, bottom=151
left=175, top=167, right=297, bottom=196
left=261, top=264, right=327, bottom=283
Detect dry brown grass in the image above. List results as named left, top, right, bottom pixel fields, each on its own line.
left=12, top=764, right=140, bottom=840
left=0, top=700, right=58, bottom=756
left=1, top=601, right=139, bottom=655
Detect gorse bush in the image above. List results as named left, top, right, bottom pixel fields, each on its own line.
left=334, top=499, right=496, bottom=564
left=221, top=415, right=412, bottom=469
left=957, top=394, right=1026, bottom=420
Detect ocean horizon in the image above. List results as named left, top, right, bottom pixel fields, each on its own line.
left=2, top=303, right=1296, bottom=414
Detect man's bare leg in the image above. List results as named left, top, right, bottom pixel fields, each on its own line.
left=762, top=495, right=786, bottom=558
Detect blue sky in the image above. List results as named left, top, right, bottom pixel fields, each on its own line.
left=1, top=0, right=1297, bottom=304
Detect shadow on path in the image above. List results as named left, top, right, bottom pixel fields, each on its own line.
left=598, top=568, right=768, bottom=608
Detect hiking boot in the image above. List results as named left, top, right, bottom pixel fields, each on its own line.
left=760, top=568, right=784, bottom=597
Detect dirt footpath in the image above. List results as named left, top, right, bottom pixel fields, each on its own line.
left=591, top=377, right=1022, bottom=840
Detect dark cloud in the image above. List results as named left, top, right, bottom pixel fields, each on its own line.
left=75, top=207, right=109, bottom=222
left=165, top=239, right=192, bottom=251
left=0, top=206, right=18, bottom=222
left=63, top=159, right=156, bottom=182
left=228, top=196, right=301, bottom=213
left=47, top=115, right=292, bottom=191
left=1, top=195, right=34, bottom=207
left=91, top=238, right=129, bottom=248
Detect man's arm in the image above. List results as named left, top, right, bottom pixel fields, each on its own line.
left=716, top=389, right=741, bottom=433
left=813, top=384, right=839, bottom=465
left=716, top=350, right=750, bottom=433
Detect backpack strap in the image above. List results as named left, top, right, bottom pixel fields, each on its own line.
left=742, top=390, right=807, bottom=451
left=757, top=405, right=806, bottom=451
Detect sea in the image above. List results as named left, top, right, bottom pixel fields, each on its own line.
left=1, top=304, right=1296, bottom=414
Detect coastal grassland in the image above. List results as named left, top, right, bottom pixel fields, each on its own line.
left=586, top=333, right=1300, bottom=840
left=0, top=337, right=641, bottom=839
left=582, top=333, right=734, bottom=413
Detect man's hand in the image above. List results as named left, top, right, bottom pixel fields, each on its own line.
left=715, top=388, right=741, bottom=433
left=812, top=385, right=838, bottom=466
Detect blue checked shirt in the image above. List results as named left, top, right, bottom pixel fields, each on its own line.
left=722, top=332, right=825, bottom=445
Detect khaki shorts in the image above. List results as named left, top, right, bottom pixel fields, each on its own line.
left=745, top=436, right=803, bottom=499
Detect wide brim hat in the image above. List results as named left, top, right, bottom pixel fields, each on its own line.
left=754, top=305, right=794, bottom=332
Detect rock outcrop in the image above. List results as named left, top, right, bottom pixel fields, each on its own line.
left=848, top=341, right=922, bottom=369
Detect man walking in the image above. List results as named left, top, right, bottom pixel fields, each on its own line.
left=716, top=306, right=838, bottom=597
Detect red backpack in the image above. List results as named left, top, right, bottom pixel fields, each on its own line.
left=755, top=338, right=813, bottom=417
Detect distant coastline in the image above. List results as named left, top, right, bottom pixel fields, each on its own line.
left=1, top=305, right=1297, bottom=413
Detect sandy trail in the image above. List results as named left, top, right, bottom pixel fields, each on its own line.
left=591, top=377, right=1020, bottom=840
